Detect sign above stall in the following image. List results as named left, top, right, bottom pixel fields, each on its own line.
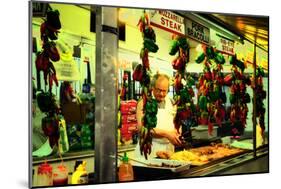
left=32, top=2, right=49, bottom=17
left=149, top=10, right=185, bottom=36
left=217, top=35, right=235, bottom=55
left=185, top=19, right=210, bottom=45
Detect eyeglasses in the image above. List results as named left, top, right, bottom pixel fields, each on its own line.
left=154, top=87, right=168, bottom=94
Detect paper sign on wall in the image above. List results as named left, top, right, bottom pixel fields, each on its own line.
left=53, top=59, right=80, bottom=81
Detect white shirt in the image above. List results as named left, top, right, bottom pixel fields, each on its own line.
left=134, top=95, right=176, bottom=160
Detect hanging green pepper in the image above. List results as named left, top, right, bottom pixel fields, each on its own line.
left=209, top=92, right=215, bottom=102
left=143, top=38, right=159, bottom=53
left=236, top=60, right=245, bottom=72
left=178, top=37, right=189, bottom=49
left=196, top=53, right=205, bottom=63
left=229, top=55, right=236, bottom=65
left=187, top=76, right=195, bottom=87
left=214, top=85, right=220, bottom=100
left=206, top=47, right=215, bottom=59
left=257, top=67, right=265, bottom=77
left=199, top=95, right=207, bottom=111
left=144, top=27, right=156, bottom=42
left=229, top=94, right=237, bottom=104
left=180, top=88, right=191, bottom=103
left=214, top=52, right=225, bottom=64
left=169, top=40, right=179, bottom=55
left=151, top=100, right=158, bottom=113
left=145, top=99, right=158, bottom=115
left=144, top=114, right=157, bottom=129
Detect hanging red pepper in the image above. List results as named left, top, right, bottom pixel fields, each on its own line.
left=174, top=73, right=183, bottom=94
left=135, top=10, right=159, bottom=159
left=142, top=48, right=150, bottom=69
left=133, top=64, right=144, bottom=82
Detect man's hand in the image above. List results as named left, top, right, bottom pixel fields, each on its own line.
left=165, top=130, right=183, bottom=146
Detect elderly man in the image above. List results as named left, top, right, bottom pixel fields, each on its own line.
left=135, top=73, right=182, bottom=159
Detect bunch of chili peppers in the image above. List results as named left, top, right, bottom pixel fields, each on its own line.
left=169, top=35, right=196, bottom=139
left=225, top=55, right=251, bottom=137
left=252, top=66, right=266, bottom=135
left=36, top=9, right=61, bottom=92
left=195, top=45, right=226, bottom=135
left=133, top=11, right=159, bottom=159
left=35, top=9, right=62, bottom=148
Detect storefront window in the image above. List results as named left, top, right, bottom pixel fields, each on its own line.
left=31, top=2, right=96, bottom=187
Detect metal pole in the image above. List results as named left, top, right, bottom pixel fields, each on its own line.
left=94, top=6, right=119, bottom=183
left=28, top=1, right=33, bottom=188
left=252, top=41, right=257, bottom=158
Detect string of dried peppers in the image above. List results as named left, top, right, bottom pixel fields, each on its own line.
left=35, top=9, right=62, bottom=148
left=169, top=35, right=196, bottom=140
left=252, top=66, right=266, bottom=135
left=133, top=11, right=159, bottom=159
left=36, top=9, right=61, bottom=92
left=195, top=45, right=226, bottom=135
left=225, top=55, right=251, bottom=137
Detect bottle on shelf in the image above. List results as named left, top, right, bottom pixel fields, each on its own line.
left=53, top=164, right=68, bottom=186
left=118, top=152, right=134, bottom=182
left=71, top=161, right=88, bottom=184
left=37, top=162, right=53, bottom=186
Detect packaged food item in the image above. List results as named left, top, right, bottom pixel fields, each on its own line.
left=121, top=114, right=137, bottom=124
left=58, top=117, right=69, bottom=154
left=118, top=152, right=134, bottom=182
left=71, top=161, right=88, bottom=184
left=67, top=124, right=82, bottom=151
left=120, top=123, right=138, bottom=143
left=53, top=164, right=68, bottom=186
left=81, top=124, right=93, bottom=149
left=120, top=100, right=137, bottom=115
left=37, top=162, right=53, bottom=186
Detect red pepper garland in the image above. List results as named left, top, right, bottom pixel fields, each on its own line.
left=36, top=9, right=61, bottom=92
left=252, top=66, right=266, bottom=135
left=133, top=11, right=159, bottom=159
left=169, top=35, right=196, bottom=140
left=35, top=9, right=62, bottom=148
left=195, top=45, right=226, bottom=135
left=224, top=55, right=251, bottom=138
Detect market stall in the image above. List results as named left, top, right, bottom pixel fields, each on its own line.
left=30, top=1, right=269, bottom=187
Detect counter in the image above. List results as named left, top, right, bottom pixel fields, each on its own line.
left=33, top=144, right=136, bottom=165
left=131, top=145, right=268, bottom=181
left=32, top=143, right=269, bottom=184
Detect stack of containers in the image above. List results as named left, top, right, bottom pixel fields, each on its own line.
left=120, top=100, right=138, bottom=144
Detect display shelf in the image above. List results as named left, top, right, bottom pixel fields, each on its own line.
left=33, top=144, right=137, bottom=165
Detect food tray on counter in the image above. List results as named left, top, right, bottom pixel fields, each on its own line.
left=132, top=158, right=191, bottom=173
left=131, top=158, right=191, bottom=181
